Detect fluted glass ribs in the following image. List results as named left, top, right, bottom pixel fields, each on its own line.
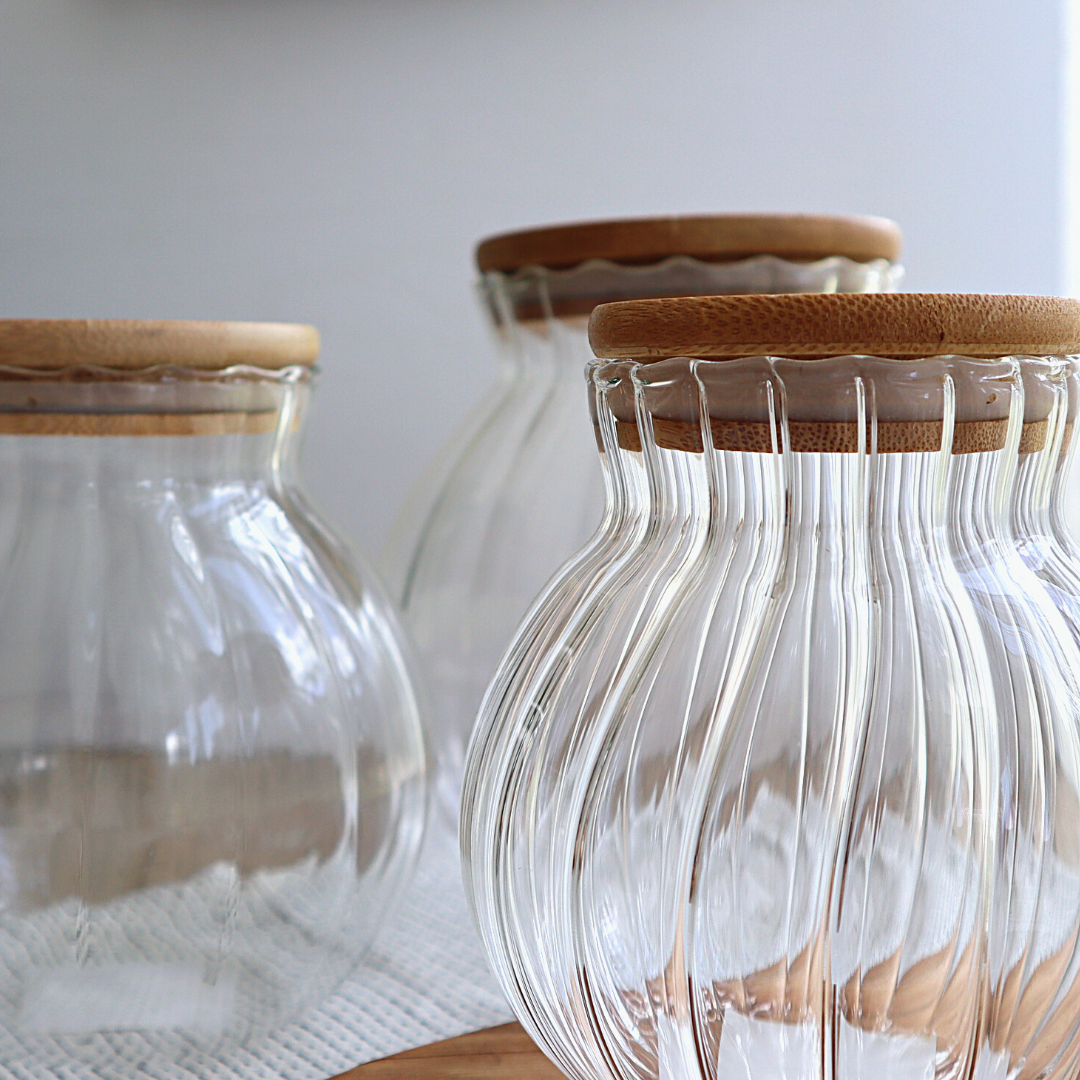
left=386, top=256, right=900, bottom=829
left=0, top=366, right=427, bottom=1059
left=462, top=354, right=1080, bottom=1080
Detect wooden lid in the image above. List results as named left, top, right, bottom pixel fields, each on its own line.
left=589, top=294, right=1080, bottom=360
left=476, top=214, right=902, bottom=273
left=0, top=320, right=320, bottom=370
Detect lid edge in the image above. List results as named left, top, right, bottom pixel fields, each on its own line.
left=477, top=214, right=903, bottom=273
left=0, top=320, right=320, bottom=371
left=588, top=293, right=1080, bottom=360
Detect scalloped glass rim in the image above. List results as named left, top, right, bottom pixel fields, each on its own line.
left=0, top=363, right=315, bottom=384
left=486, top=252, right=904, bottom=294
left=595, top=352, right=1078, bottom=372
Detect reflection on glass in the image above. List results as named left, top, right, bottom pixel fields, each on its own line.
left=0, top=357, right=426, bottom=1065
left=463, top=350, right=1080, bottom=1080
left=388, top=246, right=902, bottom=827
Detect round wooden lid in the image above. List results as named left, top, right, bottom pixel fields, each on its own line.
left=476, top=214, right=903, bottom=273
left=588, top=293, right=1080, bottom=360
left=0, top=320, right=320, bottom=370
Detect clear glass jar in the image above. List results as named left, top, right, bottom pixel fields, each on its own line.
left=384, top=214, right=903, bottom=825
left=462, top=294, right=1080, bottom=1080
left=0, top=321, right=426, bottom=1067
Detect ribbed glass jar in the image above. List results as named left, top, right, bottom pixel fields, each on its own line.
left=462, top=294, right=1080, bottom=1080
left=0, top=321, right=426, bottom=1069
left=385, top=215, right=903, bottom=825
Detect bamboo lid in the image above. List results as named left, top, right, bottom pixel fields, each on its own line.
left=476, top=214, right=903, bottom=273
left=589, top=294, right=1080, bottom=361
left=0, top=320, right=320, bottom=371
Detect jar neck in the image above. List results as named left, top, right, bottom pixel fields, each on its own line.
left=486, top=313, right=596, bottom=377
left=483, top=255, right=901, bottom=321
left=1007, top=359, right=1080, bottom=637
left=1011, top=359, right=1077, bottom=544
left=591, top=365, right=650, bottom=546
left=1014, top=446, right=1058, bottom=553
left=481, top=255, right=901, bottom=374
left=0, top=365, right=311, bottom=488
left=1051, top=373, right=1080, bottom=545
left=593, top=354, right=1023, bottom=551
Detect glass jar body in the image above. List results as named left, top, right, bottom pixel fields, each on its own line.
left=463, top=354, right=1080, bottom=1080
left=387, top=256, right=901, bottom=826
left=0, top=365, right=426, bottom=1063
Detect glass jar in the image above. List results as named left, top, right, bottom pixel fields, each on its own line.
left=385, top=214, right=903, bottom=825
left=0, top=321, right=426, bottom=1066
left=462, top=294, right=1080, bottom=1080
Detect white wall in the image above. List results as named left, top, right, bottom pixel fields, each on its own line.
left=0, top=0, right=1069, bottom=553
left=1066, top=0, right=1080, bottom=297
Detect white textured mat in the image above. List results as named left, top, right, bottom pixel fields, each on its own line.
left=0, top=821, right=512, bottom=1079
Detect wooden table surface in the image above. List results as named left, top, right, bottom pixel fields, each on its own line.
left=333, top=1022, right=564, bottom=1079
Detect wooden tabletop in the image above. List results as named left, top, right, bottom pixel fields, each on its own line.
left=333, top=1022, right=564, bottom=1079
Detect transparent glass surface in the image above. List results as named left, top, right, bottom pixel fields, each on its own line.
left=0, top=365, right=426, bottom=1066
left=462, top=353, right=1080, bottom=1080
left=385, top=255, right=902, bottom=827
left=1014, top=358, right=1080, bottom=634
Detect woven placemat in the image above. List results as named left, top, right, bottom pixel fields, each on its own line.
left=0, top=820, right=512, bottom=1080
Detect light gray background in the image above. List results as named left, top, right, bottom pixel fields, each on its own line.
left=0, top=0, right=1072, bottom=554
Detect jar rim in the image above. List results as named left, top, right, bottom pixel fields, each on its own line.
left=483, top=254, right=903, bottom=322
left=0, top=362, right=313, bottom=384
left=0, top=363, right=312, bottom=437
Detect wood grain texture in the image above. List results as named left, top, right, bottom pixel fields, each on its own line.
left=613, top=417, right=1015, bottom=455
left=333, top=1023, right=565, bottom=1080
left=0, top=320, right=319, bottom=371
left=476, top=214, right=902, bottom=272
left=0, top=410, right=280, bottom=436
left=588, top=293, right=1080, bottom=360
left=1019, top=418, right=1049, bottom=454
